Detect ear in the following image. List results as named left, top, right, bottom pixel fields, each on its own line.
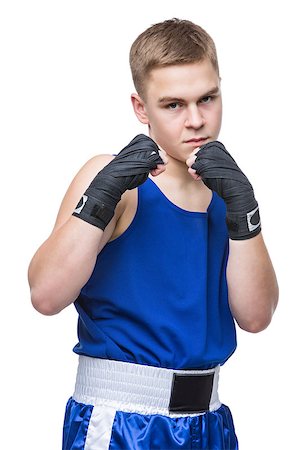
left=131, top=93, right=149, bottom=124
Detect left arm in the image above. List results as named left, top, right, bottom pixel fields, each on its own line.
left=187, top=141, right=279, bottom=332
left=226, top=232, right=279, bottom=332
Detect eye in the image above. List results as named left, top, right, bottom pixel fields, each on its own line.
left=167, top=102, right=180, bottom=110
left=199, top=96, right=212, bottom=104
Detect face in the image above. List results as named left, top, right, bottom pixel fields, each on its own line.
left=132, top=60, right=222, bottom=163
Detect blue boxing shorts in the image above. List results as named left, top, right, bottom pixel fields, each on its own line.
left=62, top=357, right=238, bottom=449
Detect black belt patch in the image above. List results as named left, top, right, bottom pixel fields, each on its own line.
left=169, top=372, right=214, bottom=414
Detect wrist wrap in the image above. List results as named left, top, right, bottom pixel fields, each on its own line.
left=192, top=141, right=261, bottom=240
left=73, top=134, right=164, bottom=230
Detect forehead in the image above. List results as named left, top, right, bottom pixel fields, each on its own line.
left=145, top=60, right=220, bottom=101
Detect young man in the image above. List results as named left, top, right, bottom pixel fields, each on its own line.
left=28, top=18, right=278, bottom=450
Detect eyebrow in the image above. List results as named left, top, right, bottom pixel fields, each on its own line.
left=158, top=86, right=220, bottom=104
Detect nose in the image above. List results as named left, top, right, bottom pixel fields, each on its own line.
left=184, top=105, right=205, bottom=129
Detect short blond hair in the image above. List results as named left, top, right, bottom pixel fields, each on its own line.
left=129, top=18, right=219, bottom=100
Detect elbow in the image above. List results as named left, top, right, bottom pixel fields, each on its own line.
left=238, top=315, right=272, bottom=333
left=31, top=287, right=63, bottom=316
left=237, top=295, right=279, bottom=334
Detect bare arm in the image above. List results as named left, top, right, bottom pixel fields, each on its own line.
left=28, top=155, right=119, bottom=315
left=186, top=145, right=279, bottom=333
left=226, top=232, right=279, bottom=332
left=28, top=142, right=167, bottom=316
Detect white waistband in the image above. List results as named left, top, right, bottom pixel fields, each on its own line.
left=73, top=356, right=221, bottom=417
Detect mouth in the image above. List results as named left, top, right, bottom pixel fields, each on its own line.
left=184, top=137, right=209, bottom=146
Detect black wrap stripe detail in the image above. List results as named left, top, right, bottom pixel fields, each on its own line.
left=100, top=134, right=163, bottom=176
left=72, top=134, right=164, bottom=230
left=193, top=141, right=252, bottom=187
left=191, top=141, right=261, bottom=240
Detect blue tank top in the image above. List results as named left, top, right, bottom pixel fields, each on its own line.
left=73, top=178, right=236, bottom=370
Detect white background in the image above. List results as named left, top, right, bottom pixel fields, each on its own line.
left=1, top=0, right=299, bottom=448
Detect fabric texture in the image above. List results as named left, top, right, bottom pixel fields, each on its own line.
left=65, top=175, right=239, bottom=449
left=72, top=356, right=221, bottom=416
left=63, top=398, right=238, bottom=450
left=72, top=134, right=163, bottom=230
left=192, top=141, right=261, bottom=240
left=73, top=178, right=236, bottom=370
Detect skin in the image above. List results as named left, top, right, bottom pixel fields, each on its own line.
left=29, top=59, right=278, bottom=332
left=132, top=59, right=279, bottom=332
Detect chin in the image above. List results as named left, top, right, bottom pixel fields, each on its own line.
left=168, top=153, right=188, bottom=164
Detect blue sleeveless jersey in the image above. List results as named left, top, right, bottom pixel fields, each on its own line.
left=73, top=178, right=236, bottom=370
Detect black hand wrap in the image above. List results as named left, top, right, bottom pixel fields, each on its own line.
left=192, top=141, right=261, bottom=240
left=73, top=134, right=164, bottom=230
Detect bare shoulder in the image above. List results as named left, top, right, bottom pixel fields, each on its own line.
left=52, top=154, right=125, bottom=234
left=69, top=154, right=114, bottom=187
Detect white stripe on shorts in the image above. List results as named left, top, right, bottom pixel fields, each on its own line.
left=73, top=356, right=221, bottom=417
left=84, top=404, right=116, bottom=450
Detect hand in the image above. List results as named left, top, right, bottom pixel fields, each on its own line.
left=186, top=148, right=203, bottom=181
left=186, top=141, right=261, bottom=240
left=150, top=144, right=168, bottom=177
left=73, top=134, right=166, bottom=230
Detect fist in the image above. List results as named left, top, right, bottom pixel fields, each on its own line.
left=186, top=141, right=261, bottom=240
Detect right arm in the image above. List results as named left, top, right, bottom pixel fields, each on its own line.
left=28, top=135, right=167, bottom=316
left=28, top=155, right=121, bottom=315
